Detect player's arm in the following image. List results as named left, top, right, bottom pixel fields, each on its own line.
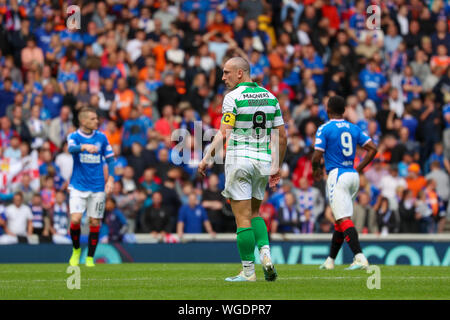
left=198, top=113, right=234, bottom=177
left=311, top=149, right=324, bottom=181
left=312, top=125, right=326, bottom=181
left=269, top=124, right=287, bottom=188
left=355, top=140, right=378, bottom=174
left=103, top=138, right=116, bottom=194
left=68, top=143, right=97, bottom=154
left=273, top=124, right=287, bottom=171
left=269, top=100, right=287, bottom=188
left=105, top=156, right=115, bottom=194
left=67, top=136, right=98, bottom=154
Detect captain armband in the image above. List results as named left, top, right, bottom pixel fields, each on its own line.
left=221, top=112, right=236, bottom=126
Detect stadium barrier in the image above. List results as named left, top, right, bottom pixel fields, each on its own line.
left=0, top=234, right=449, bottom=266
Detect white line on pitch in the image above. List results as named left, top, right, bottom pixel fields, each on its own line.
left=1, top=276, right=450, bottom=283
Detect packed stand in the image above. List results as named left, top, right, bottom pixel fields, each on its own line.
left=0, top=0, right=449, bottom=244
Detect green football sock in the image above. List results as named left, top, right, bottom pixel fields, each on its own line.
left=251, top=217, right=270, bottom=250
left=236, top=227, right=256, bottom=262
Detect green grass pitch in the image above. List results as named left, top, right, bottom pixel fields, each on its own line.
left=0, top=263, right=449, bottom=300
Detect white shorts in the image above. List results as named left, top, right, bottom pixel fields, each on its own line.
left=326, top=168, right=360, bottom=221
left=222, top=158, right=270, bottom=201
left=69, top=188, right=106, bottom=219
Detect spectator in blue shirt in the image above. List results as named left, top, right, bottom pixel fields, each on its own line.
left=348, top=0, right=366, bottom=46
left=401, top=65, right=422, bottom=104
left=100, top=197, right=128, bottom=243
left=30, top=193, right=48, bottom=237
left=100, top=52, right=121, bottom=85
left=244, top=18, right=270, bottom=53
left=176, top=192, right=215, bottom=238
left=359, top=59, right=390, bottom=108
left=0, top=78, right=15, bottom=118
left=275, top=192, right=301, bottom=233
left=34, top=20, right=54, bottom=55
left=111, top=144, right=128, bottom=182
left=42, top=83, right=63, bottom=119
left=402, top=103, right=419, bottom=140
left=50, top=190, right=70, bottom=243
left=57, top=61, right=78, bottom=94
left=249, top=50, right=265, bottom=84
left=144, top=64, right=162, bottom=92
left=39, top=148, right=61, bottom=177
left=122, top=107, right=150, bottom=149
left=268, top=180, right=295, bottom=211
left=426, top=142, right=446, bottom=173
left=45, top=34, right=66, bottom=64
left=181, top=0, right=210, bottom=29
left=82, top=21, right=98, bottom=46
left=59, top=28, right=83, bottom=49
left=221, top=0, right=238, bottom=25
left=29, top=6, right=45, bottom=33
left=302, top=44, right=324, bottom=93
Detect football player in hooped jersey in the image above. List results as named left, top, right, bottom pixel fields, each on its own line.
left=67, top=107, right=115, bottom=267
left=198, top=57, right=287, bottom=282
left=312, top=96, right=377, bottom=270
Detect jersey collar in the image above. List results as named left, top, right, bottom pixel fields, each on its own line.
left=77, top=129, right=95, bottom=138
left=234, top=82, right=258, bottom=89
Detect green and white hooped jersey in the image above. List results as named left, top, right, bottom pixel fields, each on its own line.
left=222, top=82, right=284, bottom=163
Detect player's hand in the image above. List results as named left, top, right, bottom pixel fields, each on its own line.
left=105, top=178, right=114, bottom=194
left=269, top=169, right=281, bottom=191
left=197, top=159, right=208, bottom=178
left=82, top=144, right=98, bottom=154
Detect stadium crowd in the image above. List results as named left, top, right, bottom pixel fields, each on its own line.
left=0, top=0, right=449, bottom=244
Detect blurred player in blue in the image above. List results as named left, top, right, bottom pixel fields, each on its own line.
left=312, top=96, right=377, bottom=270
left=67, top=107, right=115, bottom=267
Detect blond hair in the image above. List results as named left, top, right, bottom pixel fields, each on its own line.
left=78, top=106, right=97, bottom=122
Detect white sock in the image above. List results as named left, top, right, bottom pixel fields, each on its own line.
left=260, top=245, right=271, bottom=262
left=326, top=256, right=335, bottom=263
left=242, top=261, right=255, bottom=277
